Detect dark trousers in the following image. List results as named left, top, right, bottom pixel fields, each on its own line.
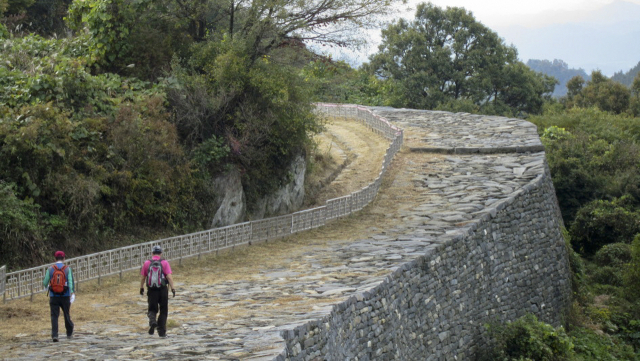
left=49, top=296, right=74, bottom=339
left=147, top=287, right=169, bottom=335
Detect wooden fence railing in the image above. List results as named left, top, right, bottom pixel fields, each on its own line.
left=0, top=104, right=403, bottom=302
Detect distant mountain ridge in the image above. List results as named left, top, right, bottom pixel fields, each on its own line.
left=526, top=59, right=590, bottom=98
left=494, top=0, right=640, bottom=77
left=611, top=61, right=640, bottom=87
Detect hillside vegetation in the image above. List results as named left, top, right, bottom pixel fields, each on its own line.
left=477, top=71, right=640, bottom=360
left=2, top=0, right=640, bottom=358
left=0, top=0, right=400, bottom=268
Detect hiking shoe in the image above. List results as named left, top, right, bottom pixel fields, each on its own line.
left=52, top=338, right=59, bottom=342
left=158, top=333, right=166, bottom=338
left=149, top=322, right=157, bottom=335
left=67, top=334, right=73, bottom=339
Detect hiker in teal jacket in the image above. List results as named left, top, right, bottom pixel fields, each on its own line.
left=43, top=250, right=75, bottom=342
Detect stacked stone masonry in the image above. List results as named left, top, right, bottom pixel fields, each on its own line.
left=0, top=106, right=571, bottom=360
left=277, top=107, right=571, bottom=361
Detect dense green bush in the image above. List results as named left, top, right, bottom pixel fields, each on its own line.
left=481, top=314, right=574, bottom=361
left=624, top=235, right=640, bottom=301
left=593, top=243, right=632, bottom=267
left=571, top=327, right=637, bottom=360
left=0, top=181, right=49, bottom=267
left=168, top=39, right=320, bottom=207
left=0, top=34, right=166, bottom=115
left=66, top=0, right=192, bottom=79
left=589, top=266, right=624, bottom=287
left=570, top=197, right=640, bottom=255
left=0, top=99, right=217, bottom=268
left=532, top=108, right=640, bottom=225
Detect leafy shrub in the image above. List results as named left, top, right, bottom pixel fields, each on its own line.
left=0, top=23, right=8, bottom=39
left=0, top=34, right=163, bottom=116
left=589, top=266, right=624, bottom=287
left=0, top=97, right=217, bottom=266
left=624, top=235, right=640, bottom=301
left=562, top=228, right=587, bottom=301
left=570, top=196, right=640, bottom=255
left=481, top=314, right=574, bottom=361
left=593, top=243, right=632, bottom=267
left=66, top=0, right=137, bottom=68
left=191, top=135, right=230, bottom=171
left=531, top=108, right=640, bottom=225
left=169, top=39, right=320, bottom=208
left=571, top=327, right=636, bottom=360
left=610, top=311, right=640, bottom=351
left=0, top=181, right=46, bottom=268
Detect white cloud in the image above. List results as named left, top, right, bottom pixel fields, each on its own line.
left=402, top=0, right=640, bottom=27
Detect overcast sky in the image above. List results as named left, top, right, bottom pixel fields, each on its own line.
left=404, top=0, right=640, bottom=27
left=328, top=0, right=640, bottom=75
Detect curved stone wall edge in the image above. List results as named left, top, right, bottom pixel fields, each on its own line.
left=273, top=155, right=571, bottom=360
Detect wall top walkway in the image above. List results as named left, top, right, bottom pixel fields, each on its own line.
left=371, top=107, right=544, bottom=154
left=0, top=105, right=555, bottom=360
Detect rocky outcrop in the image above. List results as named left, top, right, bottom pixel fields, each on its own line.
left=210, top=167, right=245, bottom=228
left=210, top=154, right=306, bottom=227
left=251, top=154, right=306, bottom=220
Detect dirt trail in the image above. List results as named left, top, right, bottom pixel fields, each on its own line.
left=0, top=117, right=427, bottom=347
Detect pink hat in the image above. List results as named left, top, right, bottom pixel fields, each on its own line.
left=54, top=251, right=65, bottom=259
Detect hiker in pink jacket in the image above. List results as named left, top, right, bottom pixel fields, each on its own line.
left=140, top=245, right=175, bottom=337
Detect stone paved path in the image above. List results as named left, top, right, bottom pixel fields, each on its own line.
left=0, top=108, right=546, bottom=360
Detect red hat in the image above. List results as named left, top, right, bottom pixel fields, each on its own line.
left=54, top=251, right=65, bottom=259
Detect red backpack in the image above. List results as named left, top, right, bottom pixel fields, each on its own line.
left=49, top=264, right=67, bottom=294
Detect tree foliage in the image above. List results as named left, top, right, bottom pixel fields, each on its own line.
left=1, top=0, right=404, bottom=268
left=481, top=314, right=574, bottom=361
left=366, top=2, right=555, bottom=116
left=533, top=108, right=640, bottom=226
left=611, top=61, right=640, bottom=88
left=570, top=197, right=640, bottom=255
left=64, top=0, right=401, bottom=78
left=624, top=235, right=640, bottom=301
left=564, top=70, right=631, bottom=115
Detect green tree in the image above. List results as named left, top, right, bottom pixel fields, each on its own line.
left=630, top=72, right=640, bottom=117
left=565, top=75, right=585, bottom=100
left=302, top=57, right=387, bottom=105
left=66, top=0, right=400, bottom=78
left=488, top=61, right=557, bottom=115
left=367, top=2, right=554, bottom=115
left=567, top=70, right=631, bottom=114
left=570, top=196, right=640, bottom=255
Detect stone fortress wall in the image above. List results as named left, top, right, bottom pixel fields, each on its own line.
left=0, top=105, right=572, bottom=361
left=275, top=107, right=572, bottom=360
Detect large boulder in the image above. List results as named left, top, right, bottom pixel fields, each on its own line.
left=210, top=167, right=245, bottom=228
left=210, top=153, right=306, bottom=227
